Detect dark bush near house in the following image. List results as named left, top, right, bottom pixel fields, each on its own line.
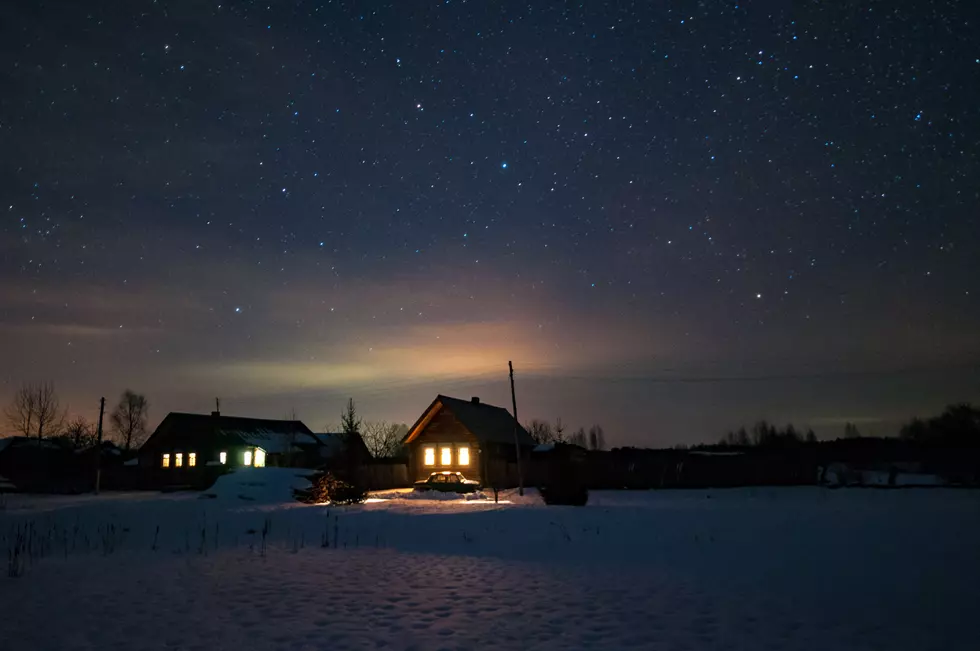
left=297, top=471, right=367, bottom=505
left=539, top=476, right=589, bottom=506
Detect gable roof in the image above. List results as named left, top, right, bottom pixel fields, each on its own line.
left=308, top=432, right=360, bottom=459
left=0, top=436, right=63, bottom=455
left=146, top=412, right=319, bottom=454
left=403, top=395, right=535, bottom=447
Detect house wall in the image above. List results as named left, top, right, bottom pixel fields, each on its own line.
left=138, top=423, right=245, bottom=488
left=408, top=409, right=483, bottom=483
left=140, top=434, right=238, bottom=470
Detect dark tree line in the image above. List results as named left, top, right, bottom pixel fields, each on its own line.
left=526, top=418, right=607, bottom=451
left=714, top=404, right=979, bottom=450
left=899, top=403, right=980, bottom=445
left=718, top=421, right=818, bottom=449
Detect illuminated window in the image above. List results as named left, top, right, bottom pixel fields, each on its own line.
left=162, top=453, right=170, bottom=468
left=188, top=453, right=197, bottom=467
left=175, top=453, right=183, bottom=468
left=458, top=446, right=470, bottom=466
left=219, top=451, right=227, bottom=465
left=254, top=448, right=266, bottom=468
left=423, top=446, right=435, bottom=466
left=440, top=446, right=452, bottom=466
left=243, top=450, right=253, bottom=466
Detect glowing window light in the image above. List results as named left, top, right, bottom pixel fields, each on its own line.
left=254, top=448, right=266, bottom=468
left=162, top=453, right=170, bottom=468
left=423, top=447, right=435, bottom=466
left=188, top=452, right=197, bottom=467
left=219, top=451, right=227, bottom=465
left=458, top=446, right=470, bottom=466
left=175, top=453, right=183, bottom=468
left=440, top=446, right=452, bottom=466
left=243, top=450, right=253, bottom=466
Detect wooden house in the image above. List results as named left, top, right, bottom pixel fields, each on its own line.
left=138, top=411, right=369, bottom=486
left=402, top=395, right=535, bottom=488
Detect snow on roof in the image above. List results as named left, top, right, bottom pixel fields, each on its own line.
left=0, top=437, right=62, bottom=453
left=308, top=432, right=349, bottom=458
left=218, top=427, right=320, bottom=454
left=533, top=443, right=556, bottom=452
left=149, top=412, right=320, bottom=454
left=123, top=457, right=139, bottom=466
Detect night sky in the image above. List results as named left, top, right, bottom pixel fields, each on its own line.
left=2, top=0, right=978, bottom=446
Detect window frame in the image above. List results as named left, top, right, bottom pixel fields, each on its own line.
left=219, top=451, right=227, bottom=465
left=440, top=446, right=452, bottom=466
left=457, top=445, right=470, bottom=466
left=188, top=452, right=197, bottom=467
left=422, top=445, right=436, bottom=466
left=175, top=452, right=183, bottom=468
left=162, top=453, right=170, bottom=468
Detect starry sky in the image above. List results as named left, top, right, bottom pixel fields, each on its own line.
left=2, top=0, right=978, bottom=446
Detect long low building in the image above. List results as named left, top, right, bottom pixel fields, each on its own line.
left=137, top=410, right=369, bottom=486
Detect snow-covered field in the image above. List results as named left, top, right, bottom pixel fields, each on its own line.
left=1, top=469, right=978, bottom=650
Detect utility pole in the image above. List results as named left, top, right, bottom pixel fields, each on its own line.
left=509, top=361, right=524, bottom=496
left=94, top=396, right=105, bottom=494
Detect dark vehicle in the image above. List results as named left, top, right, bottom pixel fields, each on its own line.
left=413, top=471, right=481, bottom=493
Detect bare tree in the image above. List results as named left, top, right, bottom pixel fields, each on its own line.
left=526, top=419, right=554, bottom=444
left=362, top=421, right=407, bottom=458
left=64, top=416, right=96, bottom=449
left=721, top=427, right=752, bottom=447
left=554, top=417, right=566, bottom=443
left=568, top=427, right=588, bottom=448
left=588, top=424, right=606, bottom=451
left=843, top=422, right=861, bottom=439
left=4, top=384, right=37, bottom=437
left=4, top=381, right=65, bottom=441
left=110, top=390, right=149, bottom=450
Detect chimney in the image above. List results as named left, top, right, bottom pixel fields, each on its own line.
left=211, top=410, right=220, bottom=417
left=471, top=396, right=480, bottom=405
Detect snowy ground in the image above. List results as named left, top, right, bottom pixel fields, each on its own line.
left=1, top=470, right=978, bottom=650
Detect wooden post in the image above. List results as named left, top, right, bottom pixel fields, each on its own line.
left=509, top=361, right=524, bottom=496
left=94, top=396, right=105, bottom=494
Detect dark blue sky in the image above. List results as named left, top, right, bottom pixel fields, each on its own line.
left=2, top=0, right=978, bottom=445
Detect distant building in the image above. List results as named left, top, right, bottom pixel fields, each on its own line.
left=402, top=395, right=534, bottom=488
left=0, top=436, right=119, bottom=493
left=138, top=411, right=370, bottom=486
left=0, top=437, right=66, bottom=492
